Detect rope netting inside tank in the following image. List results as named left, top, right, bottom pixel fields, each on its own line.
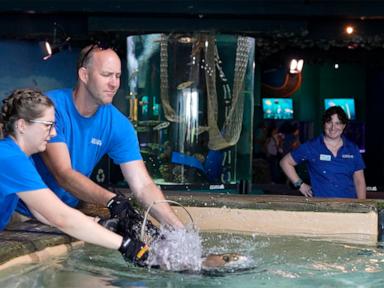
left=159, top=34, right=252, bottom=150
left=205, top=35, right=251, bottom=150
left=160, top=34, right=180, bottom=123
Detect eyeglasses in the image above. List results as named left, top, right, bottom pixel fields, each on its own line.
left=78, top=42, right=115, bottom=69
left=29, top=119, right=56, bottom=134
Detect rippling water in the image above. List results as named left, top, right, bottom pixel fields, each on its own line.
left=2, top=234, right=384, bottom=288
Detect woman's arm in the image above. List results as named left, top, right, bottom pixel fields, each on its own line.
left=353, top=170, right=366, bottom=199
left=280, top=153, right=301, bottom=184
left=280, top=153, right=312, bottom=197
left=17, top=188, right=122, bottom=249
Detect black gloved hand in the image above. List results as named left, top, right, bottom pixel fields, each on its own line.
left=98, top=217, right=119, bottom=233
left=118, top=211, right=160, bottom=241
left=119, top=235, right=149, bottom=266
left=107, top=195, right=160, bottom=240
left=107, top=195, right=134, bottom=219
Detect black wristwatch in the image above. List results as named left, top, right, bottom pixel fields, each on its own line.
left=293, top=179, right=303, bottom=189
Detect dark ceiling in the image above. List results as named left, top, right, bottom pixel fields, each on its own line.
left=2, top=0, right=384, bottom=17
left=2, top=0, right=384, bottom=61
left=2, top=1, right=384, bottom=36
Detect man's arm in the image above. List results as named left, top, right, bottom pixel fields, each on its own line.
left=120, top=160, right=184, bottom=228
left=41, top=142, right=115, bottom=206
left=353, top=170, right=366, bottom=199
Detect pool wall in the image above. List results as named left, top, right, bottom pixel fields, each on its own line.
left=157, top=193, right=380, bottom=245
left=1, top=192, right=384, bottom=271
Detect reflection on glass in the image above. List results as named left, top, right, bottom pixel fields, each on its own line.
left=126, top=33, right=255, bottom=187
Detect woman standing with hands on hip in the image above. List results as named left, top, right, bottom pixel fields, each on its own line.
left=280, top=106, right=366, bottom=199
left=0, top=88, right=149, bottom=266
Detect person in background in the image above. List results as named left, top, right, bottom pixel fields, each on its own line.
left=16, top=43, right=183, bottom=234
left=264, top=124, right=284, bottom=183
left=281, top=121, right=301, bottom=155
left=280, top=106, right=366, bottom=199
left=279, top=121, right=302, bottom=186
left=253, top=121, right=267, bottom=159
left=0, top=89, right=149, bottom=265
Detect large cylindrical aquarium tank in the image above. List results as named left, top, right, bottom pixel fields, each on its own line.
left=125, top=33, right=255, bottom=191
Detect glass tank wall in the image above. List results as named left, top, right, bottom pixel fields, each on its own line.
left=126, top=33, right=255, bottom=190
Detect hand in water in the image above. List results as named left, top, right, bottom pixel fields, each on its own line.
left=119, top=234, right=149, bottom=266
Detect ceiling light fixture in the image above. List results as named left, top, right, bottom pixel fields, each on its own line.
left=289, top=58, right=304, bottom=74
left=39, top=22, right=71, bottom=60
left=345, top=25, right=355, bottom=35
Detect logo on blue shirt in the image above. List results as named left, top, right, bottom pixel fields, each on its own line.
left=91, top=138, right=102, bottom=146
left=342, top=154, right=354, bottom=159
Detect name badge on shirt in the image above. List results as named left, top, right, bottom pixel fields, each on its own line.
left=320, top=154, right=331, bottom=161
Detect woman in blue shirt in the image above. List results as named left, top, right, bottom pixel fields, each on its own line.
left=280, top=106, right=366, bottom=199
left=0, top=88, right=149, bottom=265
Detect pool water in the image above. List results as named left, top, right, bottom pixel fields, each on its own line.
left=1, top=233, right=384, bottom=288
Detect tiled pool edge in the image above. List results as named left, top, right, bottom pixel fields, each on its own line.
left=0, top=240, right=83, bottom=271
left=0, top=221, right=83, bottom=271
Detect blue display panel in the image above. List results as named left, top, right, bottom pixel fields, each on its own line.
left=324, top=98, right=356, bottom=120
left=262, top=98, right=294, bottom=119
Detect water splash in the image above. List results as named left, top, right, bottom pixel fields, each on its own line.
left=146, top=225, right=202, bottom=271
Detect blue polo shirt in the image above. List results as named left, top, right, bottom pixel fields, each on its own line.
left=0, top=137, right=47, bottom=230
left=16, top=88, right=142, bottom=216
left=291, top=135, right=365, bottom=198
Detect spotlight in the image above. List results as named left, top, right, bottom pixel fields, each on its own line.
left=39, top=41, right=53, bottom=60
left=289, top=58, right=304, bottom=74
left=297, top=59, right=304, bottom=72
left=345, top=25, right=354, bottom=35
left=40, top=22, right=71, bottom=60
left=289, top=59, right=298, bottom=73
